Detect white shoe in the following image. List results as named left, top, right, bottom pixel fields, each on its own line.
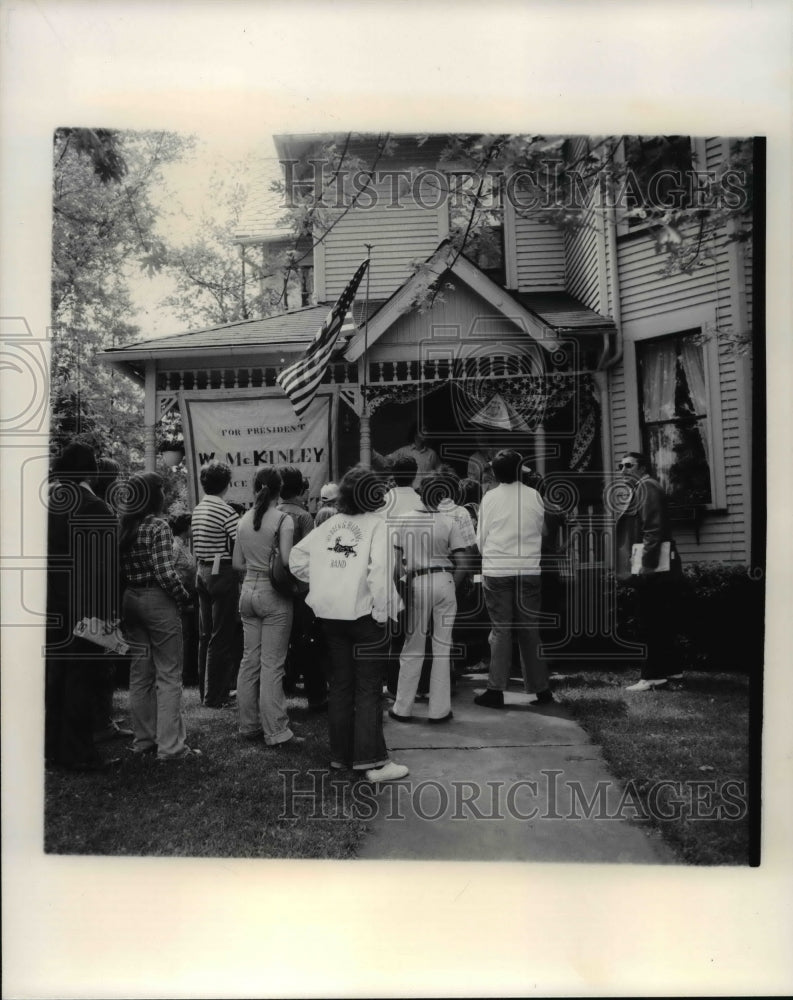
left=626, top=678, right=668, bottom=692
left=668, top=673, right=683, bottom=681
left=365, top=761, right=409, bottom=783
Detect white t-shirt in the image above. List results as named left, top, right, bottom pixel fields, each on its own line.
left=288, top=511, right=402, bottom=623
left=477, top=481, right=545, bottom=577
left=437, top=498, right=477, bottom=548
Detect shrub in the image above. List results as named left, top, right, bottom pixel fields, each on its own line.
left=615, top=563, right=764, bottom=673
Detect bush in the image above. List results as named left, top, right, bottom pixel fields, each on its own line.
left=616, top=563, right=764, bottom=673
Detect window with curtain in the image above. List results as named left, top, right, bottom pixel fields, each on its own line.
left=636, top=330, right=713, bottom=505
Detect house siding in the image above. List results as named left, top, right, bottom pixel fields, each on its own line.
left=366, top=280, right=533, bottom=363
left=607, top=202, right=748, bottom=563
left=514, top=216, right=566, bottom=291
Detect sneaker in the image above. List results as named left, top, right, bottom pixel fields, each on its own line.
left=388, top=708, right=413, bottom=723
left=473, top=689, right=505, bottom=709
left=428, top=711, right=453, bottom=724
left=93, top=722, right=134, bottom=743
left=158, top=746, right=203, bottom=761
left=625, top=678, right=669, bottom=692
left=129, top=744, right=157, bottom=758
left=365, top=761, right=409, bottom=783
left=274, top=735, right=306, bottom=746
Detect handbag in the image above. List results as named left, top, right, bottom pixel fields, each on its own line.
left=73, top=617, right=130, bottom=655
left=269, top=513, right=309, bottom=598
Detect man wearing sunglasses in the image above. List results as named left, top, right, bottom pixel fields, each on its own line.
left=615, top=452, right=683, bottom=691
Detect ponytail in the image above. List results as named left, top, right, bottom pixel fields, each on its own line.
left=251, top=467, right=282, bottom=531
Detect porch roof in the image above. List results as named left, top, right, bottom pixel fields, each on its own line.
left=96, top=305, right=337, bottom=383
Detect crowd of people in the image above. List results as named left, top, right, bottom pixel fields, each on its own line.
left=46, top=438, right=682, bottom=779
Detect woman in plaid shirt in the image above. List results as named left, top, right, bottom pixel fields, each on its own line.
left=120, top=473, right=200, bottom=761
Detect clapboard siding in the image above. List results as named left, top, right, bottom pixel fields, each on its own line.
left=607, top=135, right=751, bottom=564
left=565, top=213, right=601, bottom=311
left=322, top=179, right=444, bottom=300
left=617, top=229, right=733, bottom=324
left=366, top=280, right=534, bottom=362
left=514, top=216, right=566, bottom=291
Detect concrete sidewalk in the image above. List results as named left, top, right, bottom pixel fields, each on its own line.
left=356, top=675, right=674, bottom=863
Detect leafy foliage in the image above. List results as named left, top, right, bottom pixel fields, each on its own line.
left=51, top=128, right=194, bottom=466
left=160, top=162, right=304, bottom=327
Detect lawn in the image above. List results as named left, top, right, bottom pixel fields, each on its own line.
left=46, top=672, right=755, bottom=864
left=552, top=668, right=754, bottom=865
left=45, top=688, right=368, bottom=858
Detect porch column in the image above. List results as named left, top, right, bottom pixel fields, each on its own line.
left=359, top=407, right=372, bottom=468
left=144, top=361, right=157, bottom=472
left=592, top=369, right=612, bottom=571
left=534, top=424, right=546, bottom=476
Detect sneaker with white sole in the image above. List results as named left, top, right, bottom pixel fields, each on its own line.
left=157, top=746, right=203, bottom=761
left=625, top=678, right=669, bottom=692
left=365, top=761, right=409, bottom=783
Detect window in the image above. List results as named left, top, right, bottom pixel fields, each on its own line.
left=636, top=331, right=713, bottom=506
left=622, top=135, right=694, bottom=228
left=447, top=170, right=505, bottom=281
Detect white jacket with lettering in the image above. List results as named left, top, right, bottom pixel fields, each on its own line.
left=289, top=511, right=402, bottom=623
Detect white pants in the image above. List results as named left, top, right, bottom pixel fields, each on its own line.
left=394, top=571, right=457, bottom=719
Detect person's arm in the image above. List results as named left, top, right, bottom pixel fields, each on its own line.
left=151, top=521, right=191, bottom=606
left=450, top=548, right=467, bottom=589
left=638, top=481, right=664, bottom=573
left=225, top=507, right=240, bottom=552
left=367, top=519, right=393, bottom=623
left=279, top=514, right=295, bottom=565
left=288, top=529, right=310, bottom=582
left=232, top=535, right=246, bottom=574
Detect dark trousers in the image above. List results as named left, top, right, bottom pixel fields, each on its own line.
left=91, top=661, right=117, bottom=732
left=635, top=574, right=680, bottom=680
left=45, top=642, right=104, bottom=767
left=180, top=607, right=200, bottom=687
left=197, top=563, right=239, bottom=706
left=321, top=615, right=389, bottom=769
left=285, top=598, right=328, bottom=706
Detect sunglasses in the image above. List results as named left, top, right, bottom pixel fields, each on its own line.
left=617, top=461, right=636, bottom=469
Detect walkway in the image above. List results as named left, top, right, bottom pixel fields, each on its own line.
left=356, top=674, right=674, bottom=863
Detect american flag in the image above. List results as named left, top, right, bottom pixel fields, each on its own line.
left=276, top=259, right=369, bottom=418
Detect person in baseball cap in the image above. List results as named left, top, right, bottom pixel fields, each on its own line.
left=315, top=482, right=340, bottom=527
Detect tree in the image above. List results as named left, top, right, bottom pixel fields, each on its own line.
left=51, top=128, right=193, bottom=465
left=271, top=132, right=754, bottom=322
left=160, top=164, right=301, bottom=328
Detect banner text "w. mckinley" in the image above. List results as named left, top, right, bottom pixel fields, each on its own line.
left=198, top=447, right=325, bottom=466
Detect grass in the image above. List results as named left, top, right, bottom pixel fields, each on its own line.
left=552, top=668, right=753, bottom=865
left=45, top=688, right=368, bottom=858
left=46, top=672, right=755, bottom=864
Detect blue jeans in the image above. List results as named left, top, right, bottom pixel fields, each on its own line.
left=237, top=571, right=294, bottom=744
left=197, top=562, right=239, bottom=706
left=482, top=575, right=548, bottom=694
left=321, top=615, right=389, bottom=769
left=123, top=586, right=187, bottom=758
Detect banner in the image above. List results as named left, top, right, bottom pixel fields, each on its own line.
left=179, top=388, right=337, bottom=510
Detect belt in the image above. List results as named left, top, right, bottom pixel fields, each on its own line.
left=411, top=566, right=450, bottom=579
left=197, top=557, right=232, bottom=566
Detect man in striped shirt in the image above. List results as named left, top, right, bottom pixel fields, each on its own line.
left=192, top=461, right=240, bottom=708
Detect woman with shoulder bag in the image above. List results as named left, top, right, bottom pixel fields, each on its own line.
left=232, top=467, right=301, bottom=746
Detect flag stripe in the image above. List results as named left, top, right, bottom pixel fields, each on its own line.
left=276, top=259, right=369, bottom=418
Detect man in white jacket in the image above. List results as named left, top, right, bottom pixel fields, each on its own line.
left=289, top=467, right=407, bottom=783
left=474, top=450, right=552, bottom=709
